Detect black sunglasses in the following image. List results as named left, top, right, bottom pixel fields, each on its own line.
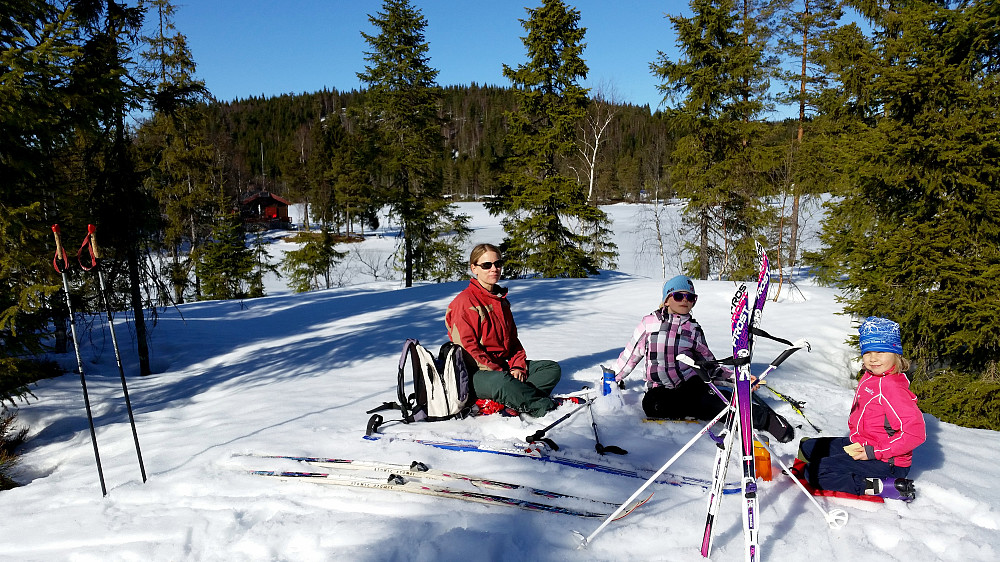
left=475, top=260, right=504, bottom=270
left=669, top=291, right=697, bottom=303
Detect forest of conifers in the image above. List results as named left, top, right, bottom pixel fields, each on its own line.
left=204, top=85, right=754, bottom=205
left=3, top=0, right=1000, bottom=433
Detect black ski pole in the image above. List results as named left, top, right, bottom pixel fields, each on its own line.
left=78, top=224, right=147, bottom=483
left=524, top=400, right=591, bottom=449
left=52, top=224, right=107, bottom=496
left=588, top=401, right=627, bottom=455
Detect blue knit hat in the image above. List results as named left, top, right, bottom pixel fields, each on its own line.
left=859, top=316, right=903, bottom=354
left=662, top=275, right=696, bottom=303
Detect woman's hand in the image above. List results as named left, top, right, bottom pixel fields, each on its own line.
left=509, top=368, right=527, bottom=382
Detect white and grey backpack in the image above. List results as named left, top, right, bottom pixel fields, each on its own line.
left=366, top=339, right=472, bottom=433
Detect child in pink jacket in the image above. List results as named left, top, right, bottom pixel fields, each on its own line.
left=798, top=317, right=926, bottom=501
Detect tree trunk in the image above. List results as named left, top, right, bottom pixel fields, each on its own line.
left=699, top=209, right=710, bottom=279
left=127, top=247, right=151, bottom=376
left=789, top=191, right=801, bottom=271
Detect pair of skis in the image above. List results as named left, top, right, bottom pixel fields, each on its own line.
left=700, top=242, right=770, bottom=561
left=244, top=454, right=650, bottom=520
left=362, top=434, right=740, bottom=492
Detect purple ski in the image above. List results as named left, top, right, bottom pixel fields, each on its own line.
left=702, top=242, right=770, bottom=561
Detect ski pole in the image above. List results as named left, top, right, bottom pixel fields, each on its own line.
left=587, top=401, right=627, bottom=456
left=78, top=224, right=147, bottom=483
left=679, top=339, right=810, bottom=401
left=578, top=405, right=731, bottom=548
left=759, top=382, right=822, bottom=433
left=756, top=338, right=810, bottom=383
left=676, top=354, right=737, bottom=406
left=524, top=399, right=591, bottom=450
left=752, top=430, right=848, bottom=529
left=52, top=224, right=107, bottom=497
left=678, top=338, right=810, bottom=386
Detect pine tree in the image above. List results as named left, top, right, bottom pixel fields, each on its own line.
left=771, top=0, right=844, bottom=273
left=491, top=0, right=617, bottom=278
left=651, top=0, right=775, bottom=280
left=357, top=0, right=470, bottom=286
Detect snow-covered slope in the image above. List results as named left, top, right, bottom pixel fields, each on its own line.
left=5, top=203, right=998, bottom=561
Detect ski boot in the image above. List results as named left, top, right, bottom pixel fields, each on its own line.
left=865, top=477, right=916, bottom=502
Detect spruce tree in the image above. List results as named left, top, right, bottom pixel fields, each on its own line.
left=136, top=0, right=213, bottom=305
left=1, top=1, right=82, bottom=400
left=651, top=0, right=775, bottom=280
left=491, top=0, right=617, bottom=278
left=810, top=0, right=1000, bottom=375
left=357, top=0, right=470, bottom=286
left=60, top=1, right=158, bottom=376
left=197, top=206, right=257, bottom=301
left=281, top=229, right=347, bottom=292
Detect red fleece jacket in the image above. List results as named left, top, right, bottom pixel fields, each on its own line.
left=445, top=280, right=527, bottom=373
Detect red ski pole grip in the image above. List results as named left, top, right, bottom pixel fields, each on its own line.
left=51, top=224, right=69, bottom=273
left=87, top=224, right=102, bottom=260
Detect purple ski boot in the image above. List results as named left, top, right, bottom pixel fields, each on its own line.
left=866, top=477, right=916, bottom=502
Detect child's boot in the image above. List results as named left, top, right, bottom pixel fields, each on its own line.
left=865, top=477, right=916, bottom=502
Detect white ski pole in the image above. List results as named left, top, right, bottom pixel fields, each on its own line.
left=753, top=431, right=848, bottom=529
left=577, top=405, right=731, bottom=548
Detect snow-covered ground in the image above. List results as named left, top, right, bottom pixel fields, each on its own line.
left=4, top=202, right=998, bottom=561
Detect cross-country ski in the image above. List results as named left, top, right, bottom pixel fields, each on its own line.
left=249, top=468, right=648, bottom=519
left=362, top=434, right=741, bottom=492
left=239, top=453, right=637, bottom=508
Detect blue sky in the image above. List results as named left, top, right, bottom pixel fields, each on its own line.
left=169, top=1, right=857, bottom=117
left=170, top=1, right=696, bottom=111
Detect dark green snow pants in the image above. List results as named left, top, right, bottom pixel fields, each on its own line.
left=471, top=359, right=562, bottom=417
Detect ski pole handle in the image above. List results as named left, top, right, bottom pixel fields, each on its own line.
left=78, top=224, right=99, bottom=271
left=769, top=340, right=811, bottom=367
left=677, top=354, right=715, bottom=383
left=677, top=354, right=698, bottom=368
left=51, top=224, right=70, bottom=273
left=88, top=225, right=100, bottom=258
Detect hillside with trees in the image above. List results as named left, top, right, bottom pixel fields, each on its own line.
left=2, top=0, right=999, bottom=486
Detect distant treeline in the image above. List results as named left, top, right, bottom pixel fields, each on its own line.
left=201, top=84, right=791, bottom=204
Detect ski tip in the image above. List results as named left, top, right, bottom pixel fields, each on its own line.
left=613, top=492, right=654, bottom=521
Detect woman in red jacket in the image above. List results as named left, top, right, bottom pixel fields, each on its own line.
left=445, top=244, right=561, bottom=417
left=798, top=316, right=926, bottom=501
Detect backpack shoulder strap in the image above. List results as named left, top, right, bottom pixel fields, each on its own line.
left=365, top=338, right=426, bottom=422
left=439, top=342, right=470, bottom=405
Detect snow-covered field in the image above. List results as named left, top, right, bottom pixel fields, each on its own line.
left=4, top=202, right=998, bottom=561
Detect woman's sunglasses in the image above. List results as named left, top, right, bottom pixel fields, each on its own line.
left=476, top=260, right=504, bottom=270
left=669, top=291, right=697, bottom=303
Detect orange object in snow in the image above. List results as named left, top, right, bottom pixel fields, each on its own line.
left=754, top=439, right=773, bottom=481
